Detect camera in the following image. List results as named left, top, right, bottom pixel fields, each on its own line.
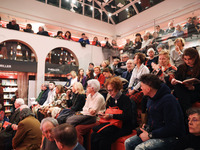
left=136, top=124, right=151, bottom=136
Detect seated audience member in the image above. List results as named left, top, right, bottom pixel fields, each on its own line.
left=172, top=24, right=184, bottom=37
left=64, top=31, right=73, bottom=40
left=102, top=68, right=115, bottom=79
left=37, top=26, right=49, bottom=36
left=91, top=77, right=137, bottom=150
left=152, top=50, right=177, bottom=89
left=188, top=16, right=200, bottom=37
left=88, top=62, right=94, bottom=70
left=57, top=82, right=86, bottom=124
left=54, top=31, right=64, bottom=39
left=170, top=38, right=185, bottom=67
left=64, top=73, right=72, bottom=89
left=128, top=53, right=149, bottom=96
left=171, top=47, right=200, bottom=118
left=111, top=58, right=120, bottom=74
left=6, top=18, right=19, bottom=31
left=77, top=68, right=86, bottom=87
left=135, top=33, right=143, bottom=42
left=124, top=39, right=134, bottom=53
left=150, top=32, right=161, bottom=49
left=103, top=37, right=112, bottom=49
left=84, top=68, right=94, bottom=89
left=145, top=31, right=153, bottom=39
left=183, top=17, right=192, bottom=30
left=66, top=79, right=105, bottom=126
left=92, top=37, right=101, bottom=47
left=0, top=98, right=25, bottom=150
left=52, top=123, right=85, bottom=150
left=166, top=21, right=175, bottom=34
left=70, top=71, right=78, bottom=87
left=111, top=39, right=120, bottom=59
left=133, top=37, right=142, bottom=53
left=94, top=66, right=105, bottom=89
left=174, top=107, right=200, bottom=150
left=43, top=81, right=56, bottom=106
left=156, top=43, right=165, bottom=54
left=115, top=53, right=129, bottom=75
left=101, top=60, right=111, bottom=71
left=52, top=85, right=67, bottom=107
left=155, top=25, right=165, bottom=36
left=38, top=84, right=50, bottom=105
left=121, top=59, right=135, bottom=90
left=12, top=108, right=42, bottom=150
left=125, top=74, right=185, bottom=150
left=140, top=34, right=151, bottom=53
left=23, top=23, right=34, bottom=33
left=145, top=48, right=158, bottom=72
left=40, top=117, right=59, bottom=150
left=78, top=33, right=90, bottom=47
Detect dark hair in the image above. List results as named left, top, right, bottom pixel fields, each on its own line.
left=49, top=81, right=56, bottom=85
left=102, top=68, right=113, bottom=75
left=135, top=33, right=141, bottom=37
left=78, top=68, right=84, bottom=81
left=27, top=24, right=32, bottom=29
left=52, top=123, right=77, bottom=147
left=134, top=53, right=146, bottom=64
left=140, top=74, right=162, bottom=90
left=87, top=68, right=94, bottom=79
left=57, top=31, right=63, bottom=36
left=65, top=31, right=71, bottom=39
left=187, top=107, right=200, bottom=116
left=82, top=33, right=85, bottom=36
left=89, top=62, right=94, bottom=66
left=105, top=77, right=123, bottom=91
left=182, top=47, right=200, bottom=78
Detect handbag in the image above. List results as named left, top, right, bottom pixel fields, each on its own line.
left=97, top=106, right=123, bottom=133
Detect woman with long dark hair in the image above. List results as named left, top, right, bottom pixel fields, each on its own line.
left=77, top=68, right=86, bottom=87
left=64, top=31, right=73, bottom=41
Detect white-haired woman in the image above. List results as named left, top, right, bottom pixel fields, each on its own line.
left=145, top=48, right=158, bottom=72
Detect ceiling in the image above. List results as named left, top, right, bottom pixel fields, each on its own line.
left=39, top=0, right=164, bottom=24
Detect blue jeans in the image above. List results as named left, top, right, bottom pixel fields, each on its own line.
left=125, top=135, right=178, bottom=150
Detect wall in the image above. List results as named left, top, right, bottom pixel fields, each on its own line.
left=0, top=0, right=115, bottom=38
left=0, top=27, right=104, bottom=97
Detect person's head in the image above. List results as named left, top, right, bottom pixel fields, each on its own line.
left=26, top=24, right=32, bottom=30
left=105, top=37, right=109, bottom=41
left=140, top=74, right=162, bottom=97
left=126, top=39, right=130, bottom=43
left=56, top=85, right=65, bottom=94
left=175, top=24, right=183, bottom=32
left=93, top=37, right=98, bottom=41
left=65, top=31, right=71, bottom=39
left=168, top=21, right=174, bottom=29
left=72, top=82, right=85, bottom=94
left=11, top=18, right=16, bottom=25
left=187, top=17, right=192, bottom=23
left=155, top=25, right=160, bottom=31
left=147, top=48, right=155, bottom=58
left=157, top=44, right=165, bottom=53
left=183, top=47, right=200, bottom=67
left=70, top=71, right=77, bottom=79
left=121, top=54, right=129, bottom=62
left=78, top=68, right=84, bottom=76
left=187, top=108, right=200, bottom=136
left=134, top=53, right=146, bottom=65
left=102, top=68, right=113, bottom=78
left=39, top=26, right=44, bottom=32
left=52, top=124, right=77, bottom=150
left=153, top=31, right=158, bottom=38
left=145, top=31, right=151, bottom=38
left=101, top=60, right=109, bottom=68
left=14, top=98, right=25, bottom=109
left=66, top=73, right=72, bottom=80
left=19, top=108, right=34, bottom=121
left=49, top=81, right=56, bottom=90
left=57, top=31, right=63, bottom=37
left=40, top=117, right=59, bottom=141
left=174, top=38, right=185, bottom=48
left=135, top=37, right=141, bottom=43
left=89, top=63, right=94, bottom=69
left=159, top=50, right=170, bottom=67
left=81, top=33, right=86, bottom=38
left=94, top=66, right=101, bottom=75
left=43, top=83, right=48, bottom=90
left=86, top=68, right=94, bottom=78
left=192, top=16, right=199, bottom=25
left=112, top=39, right=117, bottom=45
left=113, top=58, right=120, bottom=65
left=135, top=33, right=142, bottom=39
left=87, top=79, right=100, bottom=93
left=126, top=59, right=135, bottom=72
left=105, top=77, right=123, bottom=98
left=143, top=34, right=149, bottom=40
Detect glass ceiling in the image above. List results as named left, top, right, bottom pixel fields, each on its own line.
left=37, top=0, right=164, bottom=24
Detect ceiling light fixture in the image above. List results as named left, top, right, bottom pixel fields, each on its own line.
left=126, top=8, right=129, bottom=11
left=90, top=6, right=93, bottom=10
left=108, top=13, right=112, bottom=17
left=72, top=0, right=76, bottom=4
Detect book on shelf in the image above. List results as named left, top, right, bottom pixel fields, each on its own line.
left=176, top=78, right=200, bottom=85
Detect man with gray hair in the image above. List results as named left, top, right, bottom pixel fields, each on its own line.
left=40, top=117, right=59, bottom=150
left=66, top=79, right=105, bottom=126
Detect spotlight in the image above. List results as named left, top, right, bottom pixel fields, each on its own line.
left=90, top=6, right=93, bottom=10
left=108, top=13, right=112, bottom=17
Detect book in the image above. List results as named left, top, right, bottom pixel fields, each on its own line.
left=3, top=121, right=11, bottom=128
left=176, top=78, right=200, bottom=85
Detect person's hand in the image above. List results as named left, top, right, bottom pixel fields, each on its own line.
left=128, top=89, right=135, bottom=95
left=171, top=78, right=180, bottom=85
left=12, top=124, right=18, bottom=130
left=139, top=128, right=150, bottom=142
left=184, top=83, right=195, bottom=90
left=175, top=45, right=182, bottom=54
left=151, top=62, right=159, bottom=71
left=89, top=109, right=96, bottom=115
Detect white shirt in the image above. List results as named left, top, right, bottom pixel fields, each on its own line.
left=43, top=88, right=56, bottom=106
left=141, top=39, right=151, bottom=49
left=81, top=92, right=105, bottom=116
left=128, top=64, right=150, bottom=90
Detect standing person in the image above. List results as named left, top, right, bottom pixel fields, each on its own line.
left=52, top=123, right=85, bottom=150
left=64, top=31, right=73, bottom=41
left=6, top=18, right=19, bottom=30
left=40, top=117, right=59, bottom=150
left=111, top=39, right=120, bottom=59
left=125, top=74, right=185, bottom=150
left=174, top=108, right=200, bottom=150
left=77, top=68, right=86, bottom=87
left=12, top=108, right=42, bottom=150
left=37, top=26, right=49, bottom=36
left=43, top=81, right=56, bottom=106
left=54, top=31, right=64, bottom=39
left=170, top=38, right=185, bottom=67
left=92, top=37, right=101, bottom=47
left=78, top=33, right=90, bottom=47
